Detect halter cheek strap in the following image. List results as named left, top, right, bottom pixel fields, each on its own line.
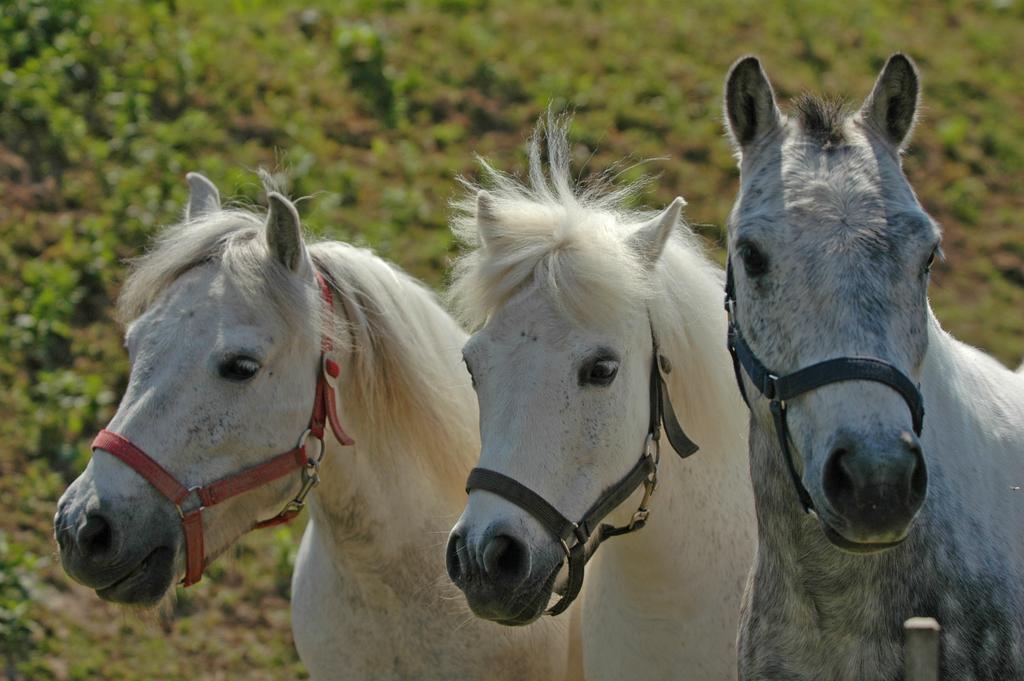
left=90, top=272, right=353, bottom=587
left=465, top=324, right=699, bottom=616
left=724, top=261, right=925, bottom=515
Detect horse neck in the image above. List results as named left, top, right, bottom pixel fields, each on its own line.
left=919, top=310, right=1024, bottom=442
left=307, top=437, right=464, bottom=572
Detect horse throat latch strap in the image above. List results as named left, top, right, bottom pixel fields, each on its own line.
left=89, top=272, right=354, bottom=587
left=723, top=261, right=925, bottom=515
left=464, top=325, right=698, bottom=617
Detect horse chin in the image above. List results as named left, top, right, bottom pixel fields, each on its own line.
left=96, top=546, right=176, bottom=606
left=816, top=514, right=910, bottom=555
left=466, top=565, right=560, bottom=627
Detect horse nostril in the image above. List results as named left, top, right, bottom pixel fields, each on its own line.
left=482, top=534, right=529, bottom=587
left=56, top=525, right=69, bottom=550
left=822, top=447, right=854, bottom=505
left=822, top=433, right=928, bottom=517
left=55, top=512, right=72, bottom=551
left=77, top=513, right=114, bottom=557
left=903, top=434, right=928, bottom=503
left=445, top=531, right=468, bottom=584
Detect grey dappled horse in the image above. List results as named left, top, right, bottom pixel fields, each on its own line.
left=724, top=54, right=1024, bottom=680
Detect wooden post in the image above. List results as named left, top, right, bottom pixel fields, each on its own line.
left=904, top=617, right=941, bottom=681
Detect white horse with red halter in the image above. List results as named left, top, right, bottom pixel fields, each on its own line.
left=445, top=116, right=756, bottom=680
left=54, top=173, right=577, bottom=680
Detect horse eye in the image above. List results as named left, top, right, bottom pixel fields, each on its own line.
left=924, top=247, right=940, bottom=275
left=738, top=241, right=769, bottom=277
left=582, top=358, right=619, bottom=387
left=219, top=356, right=261, bottom=381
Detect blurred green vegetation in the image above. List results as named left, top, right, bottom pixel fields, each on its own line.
left=1, top=0, right=1021, bottom=678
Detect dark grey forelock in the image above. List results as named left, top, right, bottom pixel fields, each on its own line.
left=793, top=94, right=850, bottom=149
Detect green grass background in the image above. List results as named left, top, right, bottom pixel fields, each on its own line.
left=1, top=0, right=1021, bottom=678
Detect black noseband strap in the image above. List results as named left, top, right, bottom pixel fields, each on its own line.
left=724, top=261, right=925, bottom=513
left=466, top=453, right=656, bottom=616
left=728, top=320, right=924, bottom=434
left=464, top=325, right=698, bottom=617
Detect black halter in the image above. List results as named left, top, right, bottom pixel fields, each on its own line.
left=465, top=326, right=699, bottom=616
left=724, top=261, right=925, bottom=517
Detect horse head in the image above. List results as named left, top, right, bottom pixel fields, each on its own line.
left=723, top=54, right=935, bottom=549
left=55, top=174, right=335, bottom=604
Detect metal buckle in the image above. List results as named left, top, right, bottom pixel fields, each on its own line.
left=725, top=296, right=737, bottom=324
left=628, top=507, right=650, bottom=530
left=769, top=398, right=787, bottom=415
left=175, top=486, right=204, bottom=519
left=277, top=428, right=325, bottom=516
left=625, top=444, right=660, bottom=532
left=644, top=432, right=661, bottom=465
left=285, top=467, right=320, bottom=514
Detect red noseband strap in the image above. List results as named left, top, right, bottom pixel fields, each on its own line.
left=90, top=272, right=353, bottom=587
left=91, top=429, right=309, bottom=585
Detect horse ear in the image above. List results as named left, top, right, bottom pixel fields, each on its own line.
left=724, top=56, right=782, bottom=151
left=860, top=53, right=920, bottom=149
left=476, top=190, right=502, bottom=250
left=629, top=197, right=685, bottom=267
left=265, top=193, right=307, bottom=272
left=185, top=172, right=221, bottom=220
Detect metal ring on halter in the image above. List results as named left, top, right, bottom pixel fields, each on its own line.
left=297, top=428, right=326, bottom=462
left=175, top=486, right=203, bottom=519
left=560, top=519, right=587, bottom=559
left=265, top=428, right=321, bottom=510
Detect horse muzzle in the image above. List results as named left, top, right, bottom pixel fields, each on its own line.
left=55, top=496, right=179, bottom=605
left=445, top=519, right=562, bottom=625
left=814, top=428, right=927, bottom=550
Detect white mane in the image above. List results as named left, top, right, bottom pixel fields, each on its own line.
left=450, top=113, right=695, bottom=331
left=310, top=242, right=477, bottom=489
left=118, top=197, right=477, bottom=490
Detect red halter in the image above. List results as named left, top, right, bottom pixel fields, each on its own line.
left=90, top=273, right=353, bottom=586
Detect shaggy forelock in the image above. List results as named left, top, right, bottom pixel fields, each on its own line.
left=449, top=113, right=660, bottom=330
left=117, top=197, right=319, bottom=339
left=793, top=93, right=850, bottom=148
